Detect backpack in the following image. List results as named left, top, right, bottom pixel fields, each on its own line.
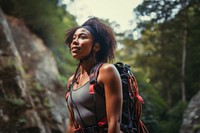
left=89, top=62, right=149, bottom=133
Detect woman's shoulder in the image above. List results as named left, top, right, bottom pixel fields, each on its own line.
left=100, top=63, right=116, bottom=73
left=98, top=63, right=120, bottom=81
left=67, top=75, right=75, bottom=88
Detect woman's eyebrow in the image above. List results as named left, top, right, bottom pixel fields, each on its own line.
left=74, top=31, right=88, bottom=36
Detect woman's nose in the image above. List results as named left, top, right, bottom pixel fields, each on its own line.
left=72, top=37, right=79, bottom=45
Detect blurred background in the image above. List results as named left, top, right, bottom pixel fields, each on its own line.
left=0, top=0, right=199, bottom=133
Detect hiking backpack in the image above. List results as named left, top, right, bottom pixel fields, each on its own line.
left=89, top=62, right=149, bottom=133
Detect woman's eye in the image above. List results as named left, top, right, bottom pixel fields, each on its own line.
left=72, top=34, right=87, bottom=41
left=80, top=35, right=86, bottom=39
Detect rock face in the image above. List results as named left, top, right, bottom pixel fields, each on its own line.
left=0, top=8, right=68, bottom=133
left=180, top=91, right=200, bottom=133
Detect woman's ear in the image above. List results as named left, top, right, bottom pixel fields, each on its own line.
left=93, top=43, right=101, bottom=52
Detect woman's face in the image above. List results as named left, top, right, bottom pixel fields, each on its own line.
left=70, top=28, right=94, bottom=60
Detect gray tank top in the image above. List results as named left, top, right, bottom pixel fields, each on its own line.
left=67, top=81, right=106, bottom=127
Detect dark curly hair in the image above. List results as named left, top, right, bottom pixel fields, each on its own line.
left=65, top=17, right=117, bottom=63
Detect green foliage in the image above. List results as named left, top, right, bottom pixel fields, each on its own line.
left=135, top=70, right=167, bottom=132
left=116, top=0, right=200, bottom=132
left=136, top=21, right=184, bottom=106
left=51, top=44, right=77, bottom=83
left=0, top=0, right=78, bottom=83
left=185, top=4, right=200, bottom=100
left=0, top=0, right=76, bottom=45
left=167, top=101, right=187, bottom=133
left=134, top=0, right=180, bottom=29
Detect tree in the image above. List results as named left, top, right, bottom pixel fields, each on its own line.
left=132, top=0, right=200, bottom=132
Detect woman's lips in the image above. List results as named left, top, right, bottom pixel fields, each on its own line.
left=71, top=47, right=80, bottom=52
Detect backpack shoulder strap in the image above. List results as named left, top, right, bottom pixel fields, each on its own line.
left=90, top=63, right=104, bottom=84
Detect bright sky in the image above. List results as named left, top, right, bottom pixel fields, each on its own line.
left=63, top=0, right=142, bottom=32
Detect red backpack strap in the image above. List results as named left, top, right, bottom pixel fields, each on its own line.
left=65, top=91, right=70, bottom=100
left=89, top=63, right=104, bottom=94
left=128, top=75, right=149, bottom=133
left=130, top=75, right=144, bottom=104
left=89, top=84, right=96, bottom=94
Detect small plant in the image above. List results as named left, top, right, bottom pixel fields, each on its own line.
left=5, top=96, right=25, bottom=106
left=33, top=82, right=44, bottom=92
left=193, top=124, right=200, bottom=133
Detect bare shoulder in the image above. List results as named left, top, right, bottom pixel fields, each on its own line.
left=98, top=63, right=120, bottom=83
left=100, top=63, right=117, bottom=74
left=67, top=75, right=75, bottom=88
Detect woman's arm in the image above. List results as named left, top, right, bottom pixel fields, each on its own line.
left=98, top=63, right=123, bottom=133
left=67, top=110, right=75, bottom=133
left=66, top=75, right=75, bottom=133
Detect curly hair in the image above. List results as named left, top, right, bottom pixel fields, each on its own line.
left=65, top=17, right=117, bottom=63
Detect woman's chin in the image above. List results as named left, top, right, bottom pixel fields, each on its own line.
left=72, top=55, right=81, bottom=60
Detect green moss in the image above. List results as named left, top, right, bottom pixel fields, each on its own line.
left=0, top=56, right=25, bottom=80
left=33, top=82, right=44, bottom=92
left=5, top=96, right=25, bottom=106
left=17, top=117, right=26, bottom=125
left=193, top=124, right=200, bottom=132
left=44, top=97, right=53, bottom=109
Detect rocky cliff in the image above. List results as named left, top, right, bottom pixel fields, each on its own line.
left=180, top=90, right=200, bottom=133
left=0, top=8, right=68, bottom=133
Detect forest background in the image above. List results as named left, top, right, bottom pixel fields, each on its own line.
left=0, top=0, right=199, bottom=133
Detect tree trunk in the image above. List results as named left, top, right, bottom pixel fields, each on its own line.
left=181, top=28, right=187, bottom=102
left=181, top=1, right=188, bottom=102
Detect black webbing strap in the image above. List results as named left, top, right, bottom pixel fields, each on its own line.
left=90, top=63, right=104, bottom=84
left=89, top=63, right=104, bottom=129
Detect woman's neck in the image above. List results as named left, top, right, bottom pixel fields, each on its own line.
left=79, top=59, right=96, bottom=74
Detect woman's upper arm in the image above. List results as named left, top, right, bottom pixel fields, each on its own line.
left=66, top=75, right=75, bottom=133
left=98, top=64, right=123, bottom=131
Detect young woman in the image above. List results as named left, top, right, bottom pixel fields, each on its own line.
left=65, top=17, right=123, bottom=133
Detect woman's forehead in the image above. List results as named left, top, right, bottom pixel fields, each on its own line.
left=74, top=27, right=92, bottom=36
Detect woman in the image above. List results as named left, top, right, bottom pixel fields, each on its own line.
left=65, top=17, right=123, bottom=133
